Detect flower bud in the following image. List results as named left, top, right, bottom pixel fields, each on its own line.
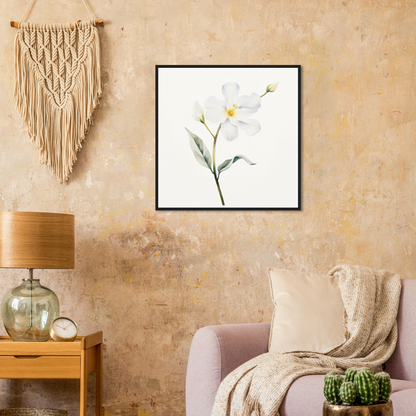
left=266, top=82, right=279, bottom=93
left=192, top=101, right=205, bottom=123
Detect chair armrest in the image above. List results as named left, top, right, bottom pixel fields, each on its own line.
left=186, top=323, right=270, bottom=416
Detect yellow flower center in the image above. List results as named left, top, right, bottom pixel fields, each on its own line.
left=226, top=104, right=238, bottom=118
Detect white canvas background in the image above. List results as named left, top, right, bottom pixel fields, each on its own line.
left=157, top=67, right=299, bottom=209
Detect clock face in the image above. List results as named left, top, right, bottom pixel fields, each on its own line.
left=51, top=317, right=77, bottom=339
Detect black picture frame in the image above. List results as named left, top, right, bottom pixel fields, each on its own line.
left=156, top=65, right=301, bottom=211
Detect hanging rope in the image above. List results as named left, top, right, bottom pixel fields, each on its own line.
left=20, top=0, right=95, bottom=24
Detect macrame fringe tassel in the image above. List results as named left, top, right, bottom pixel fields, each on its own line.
left=14, top=24, right=102, bottom=182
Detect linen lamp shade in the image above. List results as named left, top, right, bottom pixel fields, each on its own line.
left=0, top=211, right=74, bottom=269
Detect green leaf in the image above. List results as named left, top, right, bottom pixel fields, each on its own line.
left=218, top=155, right=256, bottom=176
left=186, top=128, right=213, bottom=173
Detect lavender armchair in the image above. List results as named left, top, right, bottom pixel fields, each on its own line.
left=186, top=279, right=416, bottom=416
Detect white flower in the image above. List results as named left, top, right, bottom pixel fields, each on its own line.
left=266, top=82, right=279, bottom=93
left=204, top=82, right=261, bottom=141
left=192, top=101, right=205, bottom=123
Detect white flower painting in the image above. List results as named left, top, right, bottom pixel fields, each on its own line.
left=156, top=66, right=301, bottom=210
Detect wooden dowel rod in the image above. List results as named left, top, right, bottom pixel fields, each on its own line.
left=10, top=18, right=104, bottom=28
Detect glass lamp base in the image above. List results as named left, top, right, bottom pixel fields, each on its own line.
left=1, top=278, right=60, bottom=342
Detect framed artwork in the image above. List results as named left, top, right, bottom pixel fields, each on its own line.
left=156, top=65, right=301, bottom=210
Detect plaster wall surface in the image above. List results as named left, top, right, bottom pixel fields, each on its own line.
left=0, top=0, right=415, bottom=415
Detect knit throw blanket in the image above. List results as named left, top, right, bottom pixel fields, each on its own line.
left=211, top=265, right=401, bottom=416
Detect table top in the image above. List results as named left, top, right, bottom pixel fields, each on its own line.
left=0, top=331, right=102, bottom=355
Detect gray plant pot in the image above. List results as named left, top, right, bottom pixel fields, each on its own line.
left=323, top=400, right=393, bottom=416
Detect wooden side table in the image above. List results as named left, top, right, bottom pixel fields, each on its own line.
left=0, top=331, right=103, bottom=416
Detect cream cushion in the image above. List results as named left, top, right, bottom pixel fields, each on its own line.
left=268, top=268, right=345, bottom=353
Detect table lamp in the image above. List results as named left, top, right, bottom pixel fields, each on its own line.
left=0, top=212, right=74, bottom=342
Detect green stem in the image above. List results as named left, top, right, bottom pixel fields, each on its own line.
left=202, top=121, right=216, bottom=139
left=212, top=124, right=225, bottom=206
left=260, top=91, right=269, bottom=98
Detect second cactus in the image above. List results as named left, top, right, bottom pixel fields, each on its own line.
left=339, top=381, right=357, bottom=405
left=324, top=374, right=343, bottom=405
left=375, top=372, right=392, bottom=402
left=344, top=367, right=360, bottom=383
left=354, top=368, right=379, bottom=405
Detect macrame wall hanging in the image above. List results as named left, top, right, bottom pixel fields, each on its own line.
left=11, top=0, right=104, bottom=182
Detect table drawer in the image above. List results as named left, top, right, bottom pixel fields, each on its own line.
left=0, top=355, right=80, bottom=379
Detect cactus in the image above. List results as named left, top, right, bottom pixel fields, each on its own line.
left=324, top=373, right=343, bottom=404
left=375, top=372, right=392, bottom=402
left=344, top=367, right=361, bottom=383
left=355, top=368, right=379, bottom=405
left=325, top=371, right=340, bottom=380
left=340, top=381, right=357, bottom=405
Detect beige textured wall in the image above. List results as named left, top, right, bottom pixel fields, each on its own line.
left=0, top=0, right=415, bottom=414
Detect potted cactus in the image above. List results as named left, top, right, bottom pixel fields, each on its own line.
left=323, top=367, right=393, bottom=416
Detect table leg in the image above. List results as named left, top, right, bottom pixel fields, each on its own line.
left=81, top=349, right=87, bottom=416
left=96, top=344, right=103, bottom=416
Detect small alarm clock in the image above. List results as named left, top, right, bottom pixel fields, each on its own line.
left=50, top=316, right=78, bottom=342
